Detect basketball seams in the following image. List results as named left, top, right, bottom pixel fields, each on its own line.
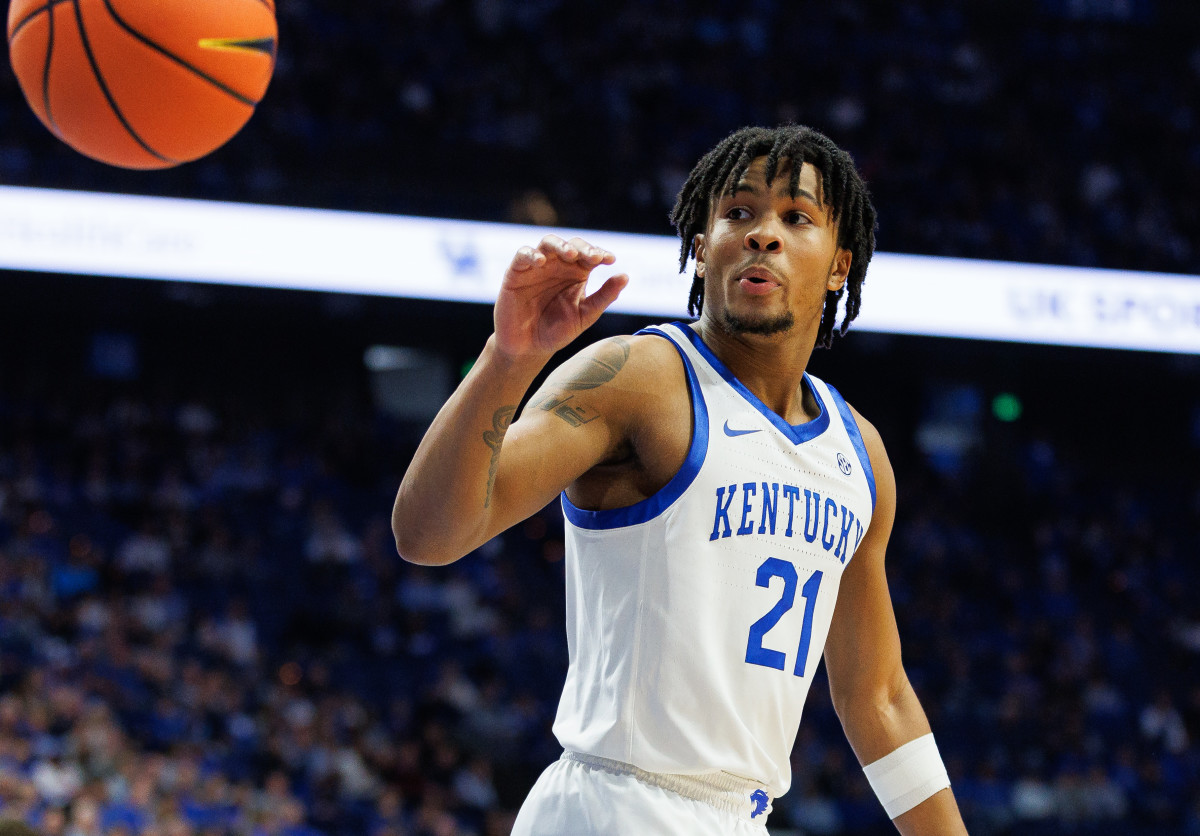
left=6, top=1, right=63, bottom=132
left=12, top=0, right=275, bottom=168
left=7, top=0, right=69, bottom=45
left=99, top=0, right=269, bottom=107
left=69, top=0, right=174, bottom=163
left=42, top=1, right=57, bottom=131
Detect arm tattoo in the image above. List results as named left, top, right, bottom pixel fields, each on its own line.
left=482, top=405, right=516, bottom=508
left=527, top=393, right=599, bottom=427
left=525, top=337, right=630, bottom=428
left=559, top=337, right=631, bottom=391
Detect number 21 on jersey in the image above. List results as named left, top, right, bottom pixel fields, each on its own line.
left=745, top=557, right=824, bottom=677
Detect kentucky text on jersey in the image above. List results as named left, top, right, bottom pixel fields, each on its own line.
left=710, top=481, right=865, bottom=563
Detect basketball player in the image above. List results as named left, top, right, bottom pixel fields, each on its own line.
left=393, top=125, right=969, bottom=834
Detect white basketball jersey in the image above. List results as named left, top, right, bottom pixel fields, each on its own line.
left=552, top=322, right=877, bottom=797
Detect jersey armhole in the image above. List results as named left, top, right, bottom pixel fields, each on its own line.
left=560, top=327, right=709, bottom=529
left=823, top=383, right=877, bottom=511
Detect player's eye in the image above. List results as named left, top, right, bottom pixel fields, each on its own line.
left=725, top=207, right=751, bottom=220
left=785, top=211, right=811, bottom=225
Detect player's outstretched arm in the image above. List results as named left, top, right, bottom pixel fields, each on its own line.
left=392, top=235, right=629, bottom=566
left=823, top=407, right=969, bottom=835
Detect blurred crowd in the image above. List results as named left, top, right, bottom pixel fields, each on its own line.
left=0, top=343, right=1197, bottom=835
left=1, top=0, right=1198, bottom=276
left=0, top=377, right=561, bottom=836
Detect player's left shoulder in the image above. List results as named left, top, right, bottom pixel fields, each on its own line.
left=834, top=398, right=896, bottom=502
left=841, top=401, right=884, bottom=455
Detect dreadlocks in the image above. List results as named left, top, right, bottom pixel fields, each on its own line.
left=669, top=125, right=877, bottom=349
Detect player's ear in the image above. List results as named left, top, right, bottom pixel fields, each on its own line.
left=694, top=234, right=707, bottom=277
left=827, top=247, right=851, bottom=292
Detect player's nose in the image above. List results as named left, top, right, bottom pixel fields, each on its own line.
left=744, top=218, right=782, bottom=252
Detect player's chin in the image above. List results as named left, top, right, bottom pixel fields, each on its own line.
left=719, top=308, right=795, bottom=337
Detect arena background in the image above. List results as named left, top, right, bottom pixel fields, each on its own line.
left=2, top=1, right=1200, bottom=835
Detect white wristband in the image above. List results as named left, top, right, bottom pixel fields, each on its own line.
left=862, top=733, right=951, bottom=819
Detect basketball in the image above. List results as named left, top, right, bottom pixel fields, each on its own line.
left=6, top=0, right=277, bottom=170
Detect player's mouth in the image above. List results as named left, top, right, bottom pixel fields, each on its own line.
left=735, top=266, right=781, bottom=295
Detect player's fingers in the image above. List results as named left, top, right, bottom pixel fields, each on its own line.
left=537, top=234, right=571, bottom=260
left=566, top=237, right=614, bottom=266
left=509, top=245, right=546, bottom=272
left=578, top=273, right=630, bottom=326
left=541, top=234, right=602, bottom=264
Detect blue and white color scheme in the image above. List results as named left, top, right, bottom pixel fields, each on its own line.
left=553, top=322, right=877, bottom=801
left=4, top=185, right=1200, bottom=354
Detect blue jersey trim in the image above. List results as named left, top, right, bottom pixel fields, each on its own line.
left=824, top=383, right=877, bottom=511
left=675, top=323, right=830, bottom=445
left=560, top=327, right=709, bottom=530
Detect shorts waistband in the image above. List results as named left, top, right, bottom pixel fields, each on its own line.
left=560, top=751, right=773, bottom=823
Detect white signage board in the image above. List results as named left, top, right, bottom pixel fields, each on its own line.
left=2, top=185, right=1198, bottom=354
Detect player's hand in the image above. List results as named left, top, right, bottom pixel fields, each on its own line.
left=493, top=235, right=629, bottom=360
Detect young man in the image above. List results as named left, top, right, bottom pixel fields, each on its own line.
left=393, top=125, right=968, bottom=834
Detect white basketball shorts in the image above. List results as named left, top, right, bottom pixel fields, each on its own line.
left=511, top=752, right=773, bottom=836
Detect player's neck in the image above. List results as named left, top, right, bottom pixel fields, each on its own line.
left=693, top=318, right=818, bottom=424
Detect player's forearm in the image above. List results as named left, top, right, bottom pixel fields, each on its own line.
left=837, top=673, right=932, bottom=764
left=893, top=788, right=968, bottom=836
left=838, top=679, right=968, bottom=834
left=392, top=335, right=550, bottom=565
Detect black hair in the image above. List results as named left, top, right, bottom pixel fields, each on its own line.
left=669, top=125, right=877, bottom=349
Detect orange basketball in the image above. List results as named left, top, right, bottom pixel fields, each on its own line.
left=7, top=0, right=277, bottom=169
